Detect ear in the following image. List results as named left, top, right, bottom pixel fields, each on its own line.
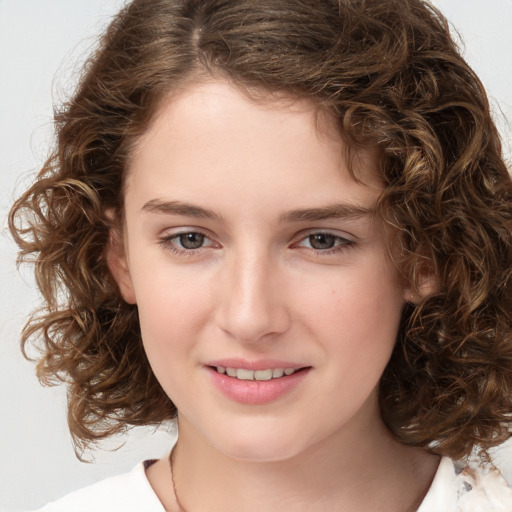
left=403, top=271, right=437, bottom=305
left=105, top=220, right=137, bottom=305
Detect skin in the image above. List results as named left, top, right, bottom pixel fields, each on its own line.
left=108, top=80, right=439, bottom=511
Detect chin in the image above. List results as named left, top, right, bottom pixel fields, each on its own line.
left=206, top=422, right=319, bottom=464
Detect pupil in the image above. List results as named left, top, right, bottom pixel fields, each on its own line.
left=180, top=232, right=204, bottom=249
left=309, top=233, right=335, bottom=250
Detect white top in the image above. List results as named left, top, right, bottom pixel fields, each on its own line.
left=32, top=456, right=512, bottom=512
left=33, top=460, right=165, bottom=512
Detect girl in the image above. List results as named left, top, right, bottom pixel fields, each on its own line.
left=9, top=0, right=512, bottom=510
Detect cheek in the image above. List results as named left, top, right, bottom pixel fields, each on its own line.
left=299, top=263, right=404, bottom=336
left=132, top=269, right=213, bottom=404
left=297, top=262, right=404, bottom=377
left=139, top=280, right=207, bottom=332
left=129, top=258, right=212, bottom=352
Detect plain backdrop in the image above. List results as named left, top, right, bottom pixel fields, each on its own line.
left=1, top=1, right=511, bottom=510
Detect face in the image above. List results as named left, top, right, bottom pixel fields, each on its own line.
left=110, top=81, right=408, bottom=462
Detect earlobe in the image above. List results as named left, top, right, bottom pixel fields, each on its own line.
left=106, top=226, right=137, bottom=305
left=403, top=273, right=437, bottom=305
left=403, top=288, right=417, bottom=305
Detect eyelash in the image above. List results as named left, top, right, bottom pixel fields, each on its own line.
left=293, top=231, right=355, bottom=255
left=158, top=231, right=218, bottom=256
left=158, top=230, right=355, bottom=256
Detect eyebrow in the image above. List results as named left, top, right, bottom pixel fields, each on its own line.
left=142, top=199, right=374, bottom=223
left=142, top=199, right=222, bottom=221
left=279, top=203, right=375, bottom=223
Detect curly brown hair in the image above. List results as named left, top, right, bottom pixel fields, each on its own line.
left=9, top=0, right=512, bottom=459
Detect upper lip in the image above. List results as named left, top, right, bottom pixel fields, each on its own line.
left=204, top=358, right=307, bottom=371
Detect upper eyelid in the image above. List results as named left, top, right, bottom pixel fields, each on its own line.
left=158, top=228, right=356, bottom=241
left=160, top=226, right=215, bottom=238
left=157, top=226, right=358, bottom=244
left=159, top=227, right=214, bottom=241
left=293, top=228, right=357, bottom=243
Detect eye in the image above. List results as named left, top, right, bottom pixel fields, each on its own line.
left=307, top=233, right=338, bottom=250
left=295, top=231, right=354, bottom=253
left=177, top=232, right=206, bottom=250
left=159, top=230, right=218, bottom=254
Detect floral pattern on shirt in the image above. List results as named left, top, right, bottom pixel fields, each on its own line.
left=418, top=456, right=512, bottom=512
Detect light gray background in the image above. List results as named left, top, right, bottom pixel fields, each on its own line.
left=1, top=1, right=511, bottom=510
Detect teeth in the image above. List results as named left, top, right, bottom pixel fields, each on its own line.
left=237, top=368, right=254, bottom=380
left=272, top=368, right=284, bottom=378
left=254, top=369, right=273, bottom=381
left=215, top=366, right=299, bottom=380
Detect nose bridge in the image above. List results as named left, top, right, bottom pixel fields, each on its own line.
left=215, top=243, right=289, bottom=343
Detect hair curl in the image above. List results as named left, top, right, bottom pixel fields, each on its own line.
left=9, top=0, right=512, bottom=459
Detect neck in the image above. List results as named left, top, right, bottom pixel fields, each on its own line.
left=165, top=416, right=438, bottom=512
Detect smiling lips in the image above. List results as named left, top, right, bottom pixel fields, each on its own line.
left=208, top=363, right=310, bottom=404
left=215, top=366, right=300, bottom=381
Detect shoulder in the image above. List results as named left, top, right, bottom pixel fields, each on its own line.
left=418, top=456, right=512, bottom=512
left=31, top=461, right=165, bottom=512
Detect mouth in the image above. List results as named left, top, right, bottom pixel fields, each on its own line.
left=206, top=362, right=311, bottom=404
left=211, top=366, right=307, bottom=381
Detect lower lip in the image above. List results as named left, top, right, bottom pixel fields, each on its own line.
left=207, top=367, right=310, bottom=405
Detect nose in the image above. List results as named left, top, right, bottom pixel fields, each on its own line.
left=214, top=248, right=290, bottom=344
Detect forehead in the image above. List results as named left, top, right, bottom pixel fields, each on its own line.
left=125, top=80, right=383, bottom=213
